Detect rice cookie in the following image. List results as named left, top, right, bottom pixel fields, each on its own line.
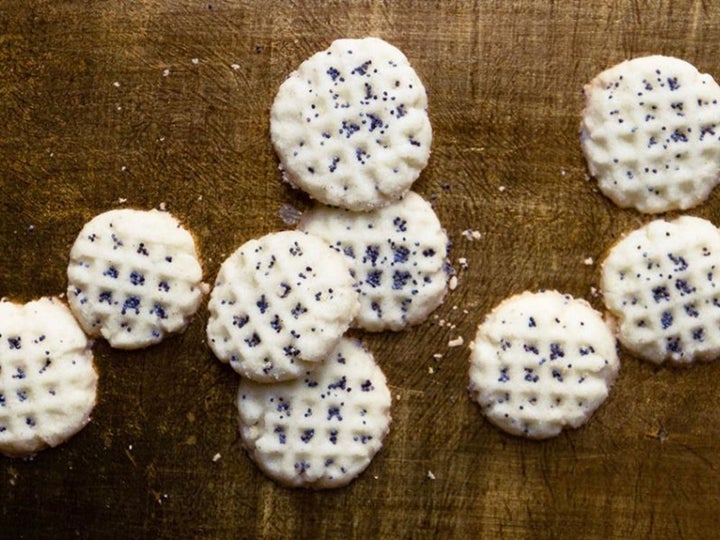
left=271, top=37, right=432, bottom=211
left=237, top=338, right=391, bottom=488
left=0, top=297, right=97, bottom=457
left=602, top=216, right=720, bottom=364
left=207, top=231, right=359, bottom=382
left=581, top=55, right=720, bottom=213
left=298, top=191, right=450, bottom=331
left=469, top=291, right=619, bottom=439
left=67, top=209, right=206, bottom=349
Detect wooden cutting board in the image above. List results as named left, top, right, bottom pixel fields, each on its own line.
left=1, top=1, right=719, bottom=538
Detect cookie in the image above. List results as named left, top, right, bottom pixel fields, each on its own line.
left=581, top=55, right=720, bottom=213
left=67, top=209, right=206, bottom=349
left=601, top=216, right=720, bottom=364
left=270, top=37, right=432, bottom=211
left=469, top=291, right=619, bottom=439
left=298, top=191, right=450, bottom=331
left=0, top=297, right=97, bottom=457
left=206, top=230, right=359, bottom=382
left=237, top=338, right=391, bottom=488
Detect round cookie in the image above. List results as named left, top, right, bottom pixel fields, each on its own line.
left=601, top=216, right=720, bottom=364
left=270, top=37, right=432, bottom=211
left=469, top=291, right=619, bottom=439
left=237, top=338, right=391, bottom=489
left=298, top=191, right=450, bottom=331
left=206, top=230, right=359, bottom=382
left=67, top=209, right=206, bottom=349
left=0, top=297, right=97, bottom=457
left=581, top=55, right=720, bottom=213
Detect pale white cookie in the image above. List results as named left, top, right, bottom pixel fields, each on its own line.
left=0, top=297, right=97, bottom=457
left=237, top=338, right=391, bottom=489
left=298, top=191, right=450, bottom=331
left=67, top=209, right=206, bottom=349
left=581, top=55, right=720, bottom=213
left=602, top=216, right=720, bottom=364
left=207, top=231, right=359, bottom=382
left=469, top=291, right=619, bottom=439
left=271, top=37, right=432, bottom=211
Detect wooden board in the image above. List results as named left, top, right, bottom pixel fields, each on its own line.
left=1, top=1, right=719, bottom=537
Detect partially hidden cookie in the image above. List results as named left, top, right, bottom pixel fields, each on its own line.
left=271, top=37, right=432, bottom=211
left=0, top=297, right=97, bottom=457
left=581, top=55, right=720, bottom=213
left=206, top=230, right=359, bottom=382
left=237, top=338, right=391, bottom=489
left=469, top=291, right=619, bottom=439
left=298, top=191, right=450, bottom=331
left=67, top=209, right=207, bottom=350
left=601, top=216, right=720, bottom=364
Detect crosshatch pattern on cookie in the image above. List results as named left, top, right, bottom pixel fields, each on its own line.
left=602, top=216, right=720, bottom=364
left=0, top=298, right=97, bottom=457
left=299, top=191, right=450, bottom=331
left=67, top=209, right=205, bottom=349
left=207, top=231, right=359, bottom=382
left=469, top=291, right=619, bottom=439
left=238, top=338, right=391, bottom=489
left=271, top=37, right=432, bottom=211
left=581, top=55, right=720, bottom=213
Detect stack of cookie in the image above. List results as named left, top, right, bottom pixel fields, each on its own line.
left=205, top=38, right=451, bottom=488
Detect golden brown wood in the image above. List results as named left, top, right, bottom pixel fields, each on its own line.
left=1, top=1, right=720, bottom=538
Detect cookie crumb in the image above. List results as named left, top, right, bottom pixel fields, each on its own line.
left=426, top=470, right=436, bottom=480
left=231, top=63, right=240, bottom=71
left=448, top=275, right=458, bottom=291
left=448, top=336, right=464, bottom=348
left=583, top=257, right=594, bottom=266
left=212, top=452, right=222, bottom=462
left=498, top=186, right=506, bottom=192
left=191, top=58, right=200, bottom=65
left=162, top=68, right=170, bottom=77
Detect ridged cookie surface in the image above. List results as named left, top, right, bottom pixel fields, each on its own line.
left=581, top=55, right=720, bottom=213
left=299, top=191, right=450, bottom=331
left=67, top=209, right=206, bottom=349
left=602, top=216, right=720, bottom=364
left=0, top=298, right=97, bottom=457
left=271, top=37, right=432, bottom=211
left=238, top=338, right=391, bottom=488
left=207, top=231, right=359, bottom=382
left=469, top=291, right=619, bottom=439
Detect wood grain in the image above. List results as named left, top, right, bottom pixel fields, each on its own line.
left=1, top=1, right=720, bottom=538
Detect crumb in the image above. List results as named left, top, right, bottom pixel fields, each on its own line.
left=426, top=470, right=436, bottom=480
left=590, top=286, right=599, bottom=297
left=162, top=68, right=170, bottom=77
left=231, top=63, right=240, bottom=70
left=212, top=452, right=221, bottom=462
left=27, top=225, right=35, bottom=232
left=583, top=257, right=594, bottom=266
left=197, top=195, right=203, bottom=201
left=118, top=198, right=127, bottom=204
left=395, top=394, right=401, bottom=401
left=121, top=165, right=127, bottom=172
left=449, top=275, right=458, bottom=290
left=461, top=229, right=482, bottom=241
left=457, top=257, right=468, bottom=270
left=112, top=81, right=120, bottom=88
left=432, top=353, right=443, bottom=360
left=159, top=202, right=167, bottom=211
left=428, top=367, right=434, bottom=374
left=448, top=336, right=464, bottom=348
left=191, top=58, right=200, bottom=65
left=278, top=204, right=302, bottom=226
left=116, top=105, right=122, bottom=111
left=498, top=186, right=506, bottom=192
left=560, top=169, right=566, bottom=177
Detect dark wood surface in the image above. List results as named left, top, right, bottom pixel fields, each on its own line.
left=1, top=1, right=720, bottom=538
